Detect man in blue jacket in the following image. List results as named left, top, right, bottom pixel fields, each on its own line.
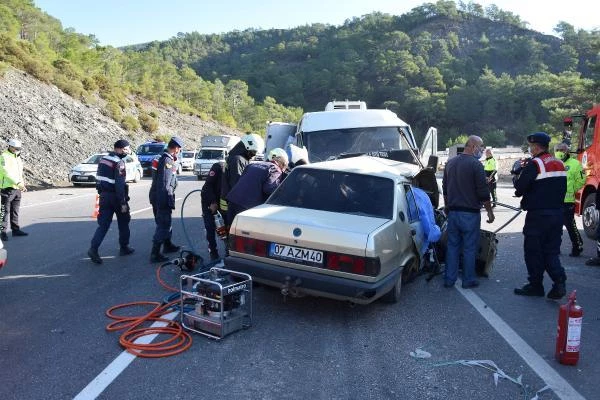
left=149, top=137, right=183, bottom=263
left=226, top=148, right=288, bottom=223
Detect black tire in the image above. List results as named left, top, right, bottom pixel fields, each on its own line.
left=381, top=274, right=402, bottom=304
left=582, top=192, right=598, bottom=239
left=381, top=255, right=419, bottom=304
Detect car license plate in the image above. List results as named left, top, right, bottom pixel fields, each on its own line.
left=269, top=243, right=323, bottom=265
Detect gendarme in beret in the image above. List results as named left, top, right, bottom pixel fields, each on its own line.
left=114, top=139, right=130, bottom=149
left=168, top=136, right=184, bottom=148
left=527, top=132, right=551, bottom=146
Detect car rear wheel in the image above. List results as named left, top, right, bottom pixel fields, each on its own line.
left=381, top=255, right=418, bottom=304
left=582, top=193, right=598, bottom=239
left=381, top=274, right=402, bottom=304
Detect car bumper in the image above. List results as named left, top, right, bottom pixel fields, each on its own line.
left=69, top=174, right=97, bottom=184
left=225, top=256, right=399, bottom=304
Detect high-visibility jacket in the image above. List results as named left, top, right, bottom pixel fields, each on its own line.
left=563, top=156, right=585, bottom=203
left=0, top=150, right=24, bottom=189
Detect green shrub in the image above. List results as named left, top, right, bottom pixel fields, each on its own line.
left=53, top=74, right=84, bottom=98
left=139, top=112, right=159, bottom=133
left=103, top=101, right=122, bottom=121
left=52, top=59, right=82, bottom=80
left=154, top=134, right=171, bottom=143
left=120, top=115, right=140, bottom=131
left=23, top=58, right=53, bottom=83
left=82, top=76, right=98, bottom=91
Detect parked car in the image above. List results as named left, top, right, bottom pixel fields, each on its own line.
left=180, top=150, right=196, bottom=171
left=225, top=154, right=439, bottom=304
left=68, top=153, right=143, bottom=186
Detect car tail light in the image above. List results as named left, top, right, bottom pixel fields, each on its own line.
left=325, top=252, right=380, bottom=277
left=229, top=234, right=268, bottom=257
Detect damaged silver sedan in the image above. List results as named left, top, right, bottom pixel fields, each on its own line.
left=225, top=154, right=439, bottom=304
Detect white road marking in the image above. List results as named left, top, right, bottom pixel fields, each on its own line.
left=21, top=193, right=94, bottom=208
left=457, top=282, right=586, bottom=400
left=130, top=197, right=183, bottom=216
left=73, top=311, right=179, bottom=400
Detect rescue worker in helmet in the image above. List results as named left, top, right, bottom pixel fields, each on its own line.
left=149, top=136, right=184, bottom=263
left=226, top=148, right=288, bottom=223
left=87, top=139, right=134, bottom=264
left=0, top=138, right=28, bottom=241
left=220, top=133, right=265, bottom=225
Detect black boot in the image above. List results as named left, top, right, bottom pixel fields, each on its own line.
left=547, top=282, right=566, bottom=300
left=120, top=245, right=135, bottom=256
left=150, top=242, right=169, bottom=263
left=88, top=248, right=103, bottom=264
left=585, top=256, right=600, bottom=266
left=514, top=283, right=544, bottom=297
left=163, top=238, right=181, bottom=254
left=209, top=249, right=220, bottom=261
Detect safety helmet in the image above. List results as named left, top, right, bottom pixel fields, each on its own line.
left=8, top=138, right=22, bottom=149
left=268, top=147, right=289, bottom=164
left=241, top=133, right=264, bottom=153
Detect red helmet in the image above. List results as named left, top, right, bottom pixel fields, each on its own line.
left=563, top=117, right=573, bottom=125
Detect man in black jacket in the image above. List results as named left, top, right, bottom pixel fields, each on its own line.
left=201, top=161, right=224, bottom=260
left=149, top=136, right=183, bottom=263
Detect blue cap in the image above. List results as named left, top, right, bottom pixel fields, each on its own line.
left=527, top=132, right=551, bottom=146
left=168, top=136, right=184, bottom=148
left=114, top=139, right=130, bottom=149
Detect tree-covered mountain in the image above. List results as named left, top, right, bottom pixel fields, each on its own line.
left=139, top=1, right=599, bottom=146
left=0, top=0, right=302, bottom=136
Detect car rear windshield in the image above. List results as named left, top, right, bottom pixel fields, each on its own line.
left=136, top=144, right=165, bottom=155
left=197, top=149, right=225, bottom=159
left=267, top=168, right=394, bottom=219
left=182, top=152, right=195, bottom=158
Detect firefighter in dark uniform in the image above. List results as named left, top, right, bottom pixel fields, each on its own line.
left=149, top=136, right=183, bottom=262
left=201, top=161, right=224, bottom=260
left=513, top=132, right=568, bottom=299
left=87, top=139, right=134, bottom=264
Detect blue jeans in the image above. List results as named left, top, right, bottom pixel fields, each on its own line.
left=445, top=211, right=481, bottom=285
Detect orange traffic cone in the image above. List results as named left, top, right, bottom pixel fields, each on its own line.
left=92, top=194, right=100, bottom=218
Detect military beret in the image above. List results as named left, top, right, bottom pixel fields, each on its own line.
left=114, top=139, right=130, bottom=149
left=527, top=132, right=551, bottom=146
left=168, top=136, right=184, bottom=148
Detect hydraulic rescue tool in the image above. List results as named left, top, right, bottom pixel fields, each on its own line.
left=180, top=267, right=252, bottom=340
left=555, top=290, right=583, bottom=365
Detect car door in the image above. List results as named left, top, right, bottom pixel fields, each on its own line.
left=402, top=184, right=424, bottom=255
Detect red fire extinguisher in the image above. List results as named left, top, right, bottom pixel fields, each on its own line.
left=555, top=290, right=583, bottom=365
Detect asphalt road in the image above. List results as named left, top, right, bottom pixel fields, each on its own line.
left=0, top=175, right=598, bottom=400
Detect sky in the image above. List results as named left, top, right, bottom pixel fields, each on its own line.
left=34, top=0, right=599, bottom=47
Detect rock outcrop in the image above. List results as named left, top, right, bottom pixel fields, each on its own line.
left=0, top=67, right=242, bottom=188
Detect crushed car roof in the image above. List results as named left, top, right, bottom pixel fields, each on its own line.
left=297, top=155, right=419, bottom=181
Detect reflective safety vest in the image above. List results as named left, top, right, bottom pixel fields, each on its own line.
left=563, top=156, right=585, bottom=203
left=0, top=150, right=24, bottom=189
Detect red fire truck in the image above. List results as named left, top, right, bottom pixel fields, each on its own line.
left=575, top=104, right=600, bottom=238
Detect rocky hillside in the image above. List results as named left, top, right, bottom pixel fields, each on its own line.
left=0, top=67, right=242, bottom=189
